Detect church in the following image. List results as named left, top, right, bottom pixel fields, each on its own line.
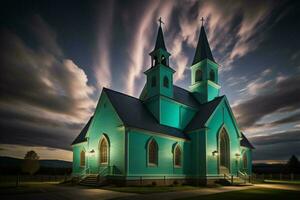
left=71, top=20, right=254, bottom=186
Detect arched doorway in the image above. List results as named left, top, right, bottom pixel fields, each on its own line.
left=219, top=128, right=230, bottom=174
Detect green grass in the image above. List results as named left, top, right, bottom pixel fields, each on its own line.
left=179, top=188, right=300, bottom=200
left=102, top=185, right=200, bottom=194
left=264, top=180, right=300, bottom=185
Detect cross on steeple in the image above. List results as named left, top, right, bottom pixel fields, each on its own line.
left=201, top=17, right=205, bottom=26
left=158, top=17, right=164, bottom=27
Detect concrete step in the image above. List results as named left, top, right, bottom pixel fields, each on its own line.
left=79, top=174, right=107, bottom=187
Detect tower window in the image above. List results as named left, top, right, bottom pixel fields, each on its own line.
left=195, top=69, right=202, bottom=82
left=161, top=55, right=167, bottom=65
left=209, top=70, right=215, bottom=82
left=163, top=76, right=169, bottom=88
left=151, top=76, right=156, bottom=87
left=154, top=56, right=158, bottom=66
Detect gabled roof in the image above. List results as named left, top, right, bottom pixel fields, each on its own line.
left=241, top=133, right=255, bottom=149
left=104, top=88, right=189, bottom=140
left=153, top=26, right=167, bottom=51
left=192, top=25, right=215, bottom=65
left=184, top=96, right=224, bottom=131
left=71, top=116, right=93, bottom=145
left=173, top=86, right=200, bottom=108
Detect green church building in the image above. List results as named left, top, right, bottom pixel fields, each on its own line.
left=72, top=22, right=254, bottom=186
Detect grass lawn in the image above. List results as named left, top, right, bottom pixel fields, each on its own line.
left=179, top=188, right=300, bottom=200
left=264, top=180, right=300, bottom=185
left=102, top=185, right=200, bottom=194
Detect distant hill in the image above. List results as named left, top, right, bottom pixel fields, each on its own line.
left=0, top=156, right=72, bottom=168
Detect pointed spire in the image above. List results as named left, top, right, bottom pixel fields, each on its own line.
left=192, top=22, right=215, bottom=65
left=153, top=18, right=167, bottom=51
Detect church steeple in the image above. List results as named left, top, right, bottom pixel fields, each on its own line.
left=189, top=18, right=220, bottom=104
left=142, top=18, right=175, bottom=122
left=192, top=22, right=215, bottom=65
left=154, top=24, right=167, bottom=51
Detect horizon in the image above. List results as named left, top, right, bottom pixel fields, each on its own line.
left=0, top=0, right=300, bottom=163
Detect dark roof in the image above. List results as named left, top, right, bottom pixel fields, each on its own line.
left=184, top=96, right=224, bottom=131
left=241, top=133, right=255, bottom=149
left=71, top=116, right=93, bottom=145
left=154, top=26, right=167, bottom=51
left=192, top=26, right=215, bottom=65
left=173, top=86, right=200, bottom=108
left=104, top=88, right=189, bottom=140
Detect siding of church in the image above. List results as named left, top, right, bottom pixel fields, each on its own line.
left=72, top=93, right=126, bottom=176
left=206, top=99, right=241, bottom=176
left=127, top=130, right=192, bottom=178
left=72, top=143, right=87, bottom=175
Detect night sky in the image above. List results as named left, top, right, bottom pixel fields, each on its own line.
left=0, top=0, right=300, bottom=163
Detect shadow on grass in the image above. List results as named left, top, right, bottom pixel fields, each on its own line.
left=178, top=188, right=300, bottom=200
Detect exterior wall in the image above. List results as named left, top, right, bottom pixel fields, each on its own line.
left=72, top=143, right=87, bottom=175
left=160, top=97, right=196, bottom=129
left=205, top=99, right=241, bottom=176
left=79, top=92, right=125, bottom=175
left=127, top=129, right=192, bottom=179
left=188, top=129, right=207, bottom=177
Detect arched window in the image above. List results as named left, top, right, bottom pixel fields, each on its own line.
left=154, top=56, right=158, bottom=66
left=195, top=69, right=202, bottom=82
left=174, top=145, right=182, bottom=167
left=209, top=70, right=215, bottom=82
left=80, top=150, right=85, bottom=167
left=161, top=55, right=167, bottom=65
left=219, top=129, right=230, bottom=169
left=243, top=153, right=248, bottom=169
left=151, top=76, right=156, bottom=87
left=99, top=137, right=109, bottom=164
left=163, top=76, right=169, bottom=88
left=148, top=139, right=158, bottom=165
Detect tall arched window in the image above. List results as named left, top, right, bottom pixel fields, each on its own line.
left=174, top=145, right=182, bottom=167
left=163, top=76, right=169, bottom=88
left=243, top=153, right=248, bottom=169
left=219, top=129, right=230, bottom=169
left=80, top=150, right=85, bottom=167
left=209, top=70, right=215, bottom=82
left=151, top=76, right=156, bottom=87
left=195, top=69, right=202, bottom=82
left=99, top=137, right=109, bottom=164
left=148, top=139, right=158, bottom=166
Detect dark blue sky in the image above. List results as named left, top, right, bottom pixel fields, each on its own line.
left=0, top=0, right=300, bottom=162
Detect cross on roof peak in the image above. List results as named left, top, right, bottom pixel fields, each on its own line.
left=201, top=17, right=205, bottom=26
left=158, top=17, right=164, bottom=27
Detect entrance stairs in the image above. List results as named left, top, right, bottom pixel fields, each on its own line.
left=79, top=174, right=106, bottom=186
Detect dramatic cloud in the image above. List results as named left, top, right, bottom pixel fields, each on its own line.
left=233, top=73, right=300, bottom=128
left=93, top=1, right=114, bottom=90
left=0, top=15, right=95, bottom=150
left=250, top=130, right=300, bottom=161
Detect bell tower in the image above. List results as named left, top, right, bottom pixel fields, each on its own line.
left=189, top=18, right=220, bottom=103
left=144, top=18, right=175, bottom=100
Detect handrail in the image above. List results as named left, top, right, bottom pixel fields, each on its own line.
left=224, top=173, right=233, bottom=184
left=79, top=167, right=89, bottom=180
left=238, top=171, right=249, bottom=183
